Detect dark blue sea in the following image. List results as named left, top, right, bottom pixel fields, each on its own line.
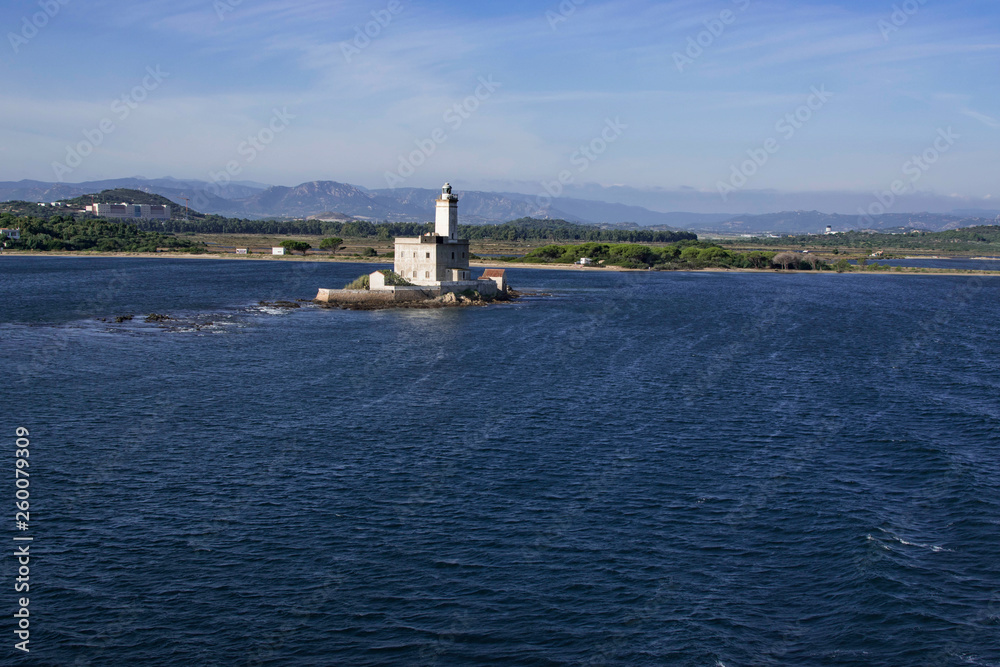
left=2, top=256, right=999, bottom=666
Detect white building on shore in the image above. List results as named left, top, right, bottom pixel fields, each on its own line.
left=85, top=203, right=171, bottom=220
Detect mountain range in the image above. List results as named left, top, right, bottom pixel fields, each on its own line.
left=2, top=177, right=997, bottom=234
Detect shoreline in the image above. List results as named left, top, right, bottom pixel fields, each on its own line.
left=3, top=251, right=1000, bottom=277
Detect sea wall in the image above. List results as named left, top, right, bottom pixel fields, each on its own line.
left=315, top=287, right=436, bottom=304
left=316, top=279, right=500, bottom=305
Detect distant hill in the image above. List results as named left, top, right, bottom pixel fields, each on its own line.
left=0, top=200, right=69, bottom=218
left=239, top=181, right=425, bottom=220
left=952, top=209, right=1000, bottom=219
left=0, top=178, right=265, bottom=213
left=530, top=198, right=729, bottom=228
left=0, top=177, right=733, bottom=226
left=1, top=188, right=208, bottom=220
left=367, top=187, right=721, bottom=227
left=369, top=187, right=581, bottom=223
left=1, top=177, right=994, bottom=232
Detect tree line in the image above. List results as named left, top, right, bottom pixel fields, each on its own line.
left=0, top=214, right=201, bottom=252
left=517, top=241, right=826, bottom=271
left=131, top=216, right=697, bottom=243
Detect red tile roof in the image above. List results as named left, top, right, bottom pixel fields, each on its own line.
left=480, top=269, right=506, bottom=278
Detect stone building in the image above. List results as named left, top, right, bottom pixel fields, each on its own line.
left=479, top=268, right=507, bottom=292
left=393, top=183, right=473, bottom=285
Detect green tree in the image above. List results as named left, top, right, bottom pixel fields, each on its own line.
left=745, top=251, right=775, bottom=269
left=697, top=246, right=732, bottom=263
left=679, top=246, right=702, bottom=262
left=280, top=240, right=311, bottom=255
left=319, top=237, right=343, bottom=252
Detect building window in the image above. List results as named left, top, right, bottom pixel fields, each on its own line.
left=426, top=252, right=430, bottom=258
left=462, top=252, right=466, bottom=258
left=425, top=271, right=430, bottom=278
left=451, top=252, right=455, bottom=259
left=412, top=271, right=417, bottom=277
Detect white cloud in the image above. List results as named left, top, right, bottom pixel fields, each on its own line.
left=961, top=108, right=1000, bottom=129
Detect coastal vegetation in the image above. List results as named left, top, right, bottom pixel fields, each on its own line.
left=461, top=218, right=697, bottom=244
left=513, top=241, right=824, bottom=271
left=130, top=216, right=697, bottom=244
left=0, top=214, right=202, bottom=252
left=515, top=242, right=993, bottom=273
left=724, top=225, right=1000, bottom=253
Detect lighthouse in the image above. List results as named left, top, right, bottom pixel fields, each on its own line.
left=393, top=182, right=472, bottom=285
left=316, top=181, right=508, bottom=304
left=435, top=183, right=459, bottom=241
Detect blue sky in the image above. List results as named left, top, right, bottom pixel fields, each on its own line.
left=2, top=0, right=999, bottom=211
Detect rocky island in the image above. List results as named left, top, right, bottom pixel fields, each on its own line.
left=314, top=183, right=516, bottom=309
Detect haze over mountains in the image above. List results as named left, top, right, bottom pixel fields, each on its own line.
left=2, top=177, right=997, bottom=235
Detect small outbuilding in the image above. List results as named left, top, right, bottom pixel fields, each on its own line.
left=272, top=247, right=286, bottom=256
left=479, top=268, right=507, bottom=293
left=369, top=270, right=388, bottom=290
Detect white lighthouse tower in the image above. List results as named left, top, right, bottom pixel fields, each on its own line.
left=435, top=182, right=459, bottom=241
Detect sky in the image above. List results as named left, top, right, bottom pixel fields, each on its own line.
left=1, top=0, right=999, bottom=213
